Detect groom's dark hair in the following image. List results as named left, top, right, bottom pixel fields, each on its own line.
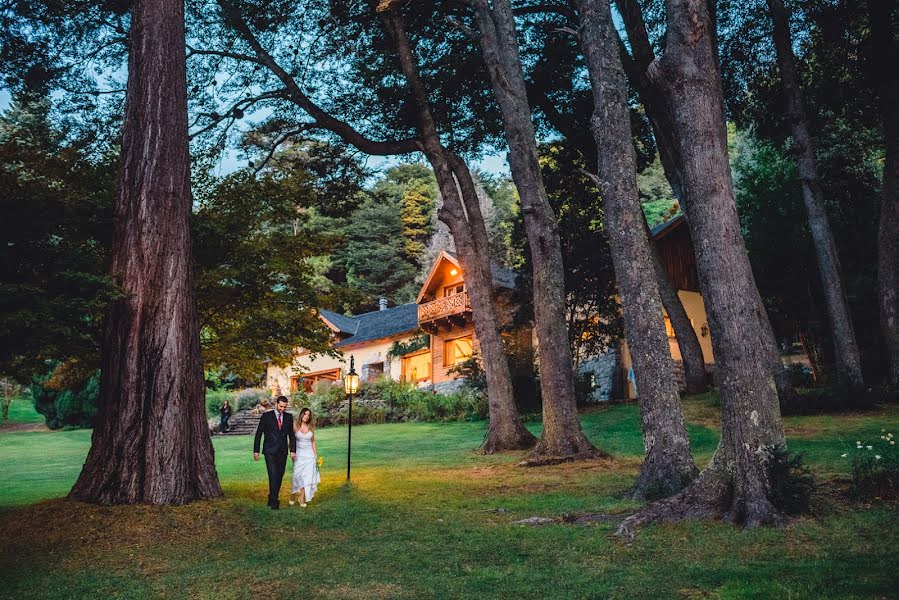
left=275, top=396, right=289, bottom=405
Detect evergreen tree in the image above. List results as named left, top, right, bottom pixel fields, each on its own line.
left=339, top=195, right=418, bottom=306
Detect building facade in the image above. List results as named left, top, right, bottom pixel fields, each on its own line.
left=267, top=216, right=715, bottom=400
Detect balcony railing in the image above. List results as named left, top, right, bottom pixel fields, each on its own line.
left=418, top=291, right=471, bottom=323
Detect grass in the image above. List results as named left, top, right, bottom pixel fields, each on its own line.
left=1, top=396, right=897, bottom=599
left=2, top=395, right=44, bottom=425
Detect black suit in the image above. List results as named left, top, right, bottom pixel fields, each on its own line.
left=253, top=410, right=296, bottom=508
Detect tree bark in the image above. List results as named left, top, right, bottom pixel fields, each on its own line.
left=618, top=0, right=787, bottom=535
left=70, top=0, right=222, bottom=504
left=471, top=0, right=599, bottom=458
left=651, top=243, right=708, bottom=394
left=766, top=0, right=864, bottom=388
left=576, top=0, right=697, bottom=498
left=377, top=5, right=535, bottom=452
left=615, top=0, right=799, bottom=407
left=867, top=0, right=899, bottom=386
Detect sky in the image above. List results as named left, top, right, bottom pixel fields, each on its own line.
left=1, top=86, right=510, bottom=179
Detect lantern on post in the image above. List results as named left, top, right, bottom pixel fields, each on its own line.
left=343, top=356, right=360, bottom=481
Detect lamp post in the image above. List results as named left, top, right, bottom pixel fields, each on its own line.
left=343, top=355, right=360, bottom=482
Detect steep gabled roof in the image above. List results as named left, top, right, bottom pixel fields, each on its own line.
left=416, top=250, right=517, bottom=302
left=332, top=303, right=420, bottom=348
left=319, top=309, right=359, bottom=335
left=649, top=213, right=686, bottom=240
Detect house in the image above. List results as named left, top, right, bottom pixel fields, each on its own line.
left=266, top=215, right=714, bottom=400
left=266, top=251, right=519, bottom=395
left=611, top=214, right=715, bottom=399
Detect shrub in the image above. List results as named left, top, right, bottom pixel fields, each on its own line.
left=32, top=370, right=99, bottom=430
left=785, top=364, right=816, bottom=388
left=844, top=430, right=899, bottom=499
left=309, top=381, right=344, bottom=410
left=205, top=388, right=234, bottom=417
left=448, top=346, right=541, bottom=415
left=234, top=387, right=269, bottom=411
left=762, top=444, right=816, bottom=514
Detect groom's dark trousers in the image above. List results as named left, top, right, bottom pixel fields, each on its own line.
left=254, top=410, right=296, bottom=508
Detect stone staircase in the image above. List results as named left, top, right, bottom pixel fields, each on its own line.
left=214, top=408, right=269, bottom=436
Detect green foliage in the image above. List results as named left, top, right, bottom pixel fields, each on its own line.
left=448, top=344, right=541, bottom=415
left=762, top=444, right=816, bottom=514
left=844, top=430, right=899, bottom=500
left=368, top=378, right=487, bottom=422
left=31, top=369, right=99, bottom=430
left=448, top=356, right=487, bottom=393
left=336, top=194, right=418, bottom=306
left=387, top=334, right=431, bottom=359
left=510, top=143, right=621, bottom=364
left=193, top=168, right=336, bottom=380
left=0, top=94, right=119, bottom=383
left=637, top=158, right=681, bottom=228
left=205, top=388, right=234, bottom=418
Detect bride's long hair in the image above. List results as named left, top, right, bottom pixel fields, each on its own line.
left=296, top=407, right=315, bottom=431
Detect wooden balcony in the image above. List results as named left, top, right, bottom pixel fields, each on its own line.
left=418, top=292, right=472, bottom=327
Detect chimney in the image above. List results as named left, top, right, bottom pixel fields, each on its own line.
left=378, top=297, right=388, bottom=311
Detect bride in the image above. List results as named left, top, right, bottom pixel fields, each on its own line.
left=290, top=407, right=321, bottom=507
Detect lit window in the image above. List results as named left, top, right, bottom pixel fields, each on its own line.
left=445, top=336, right=473, bottom=366
left=664, top=315, right=676, bottom=338
left=402, top=352, right=431, bottom=383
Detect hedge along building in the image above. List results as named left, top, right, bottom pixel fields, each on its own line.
left=266, top=216, right=716, bottom=399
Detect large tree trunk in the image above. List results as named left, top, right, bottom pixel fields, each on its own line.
left=651, top=235, right=708, bottom=394
left=70, top=0, right=222, bottom=504
left=471, top=0, right=599, bottom=458
left=378, top=5, right=535, bottom=452
left=615, top=0, right=798, bottom=406
left=766, top=0, right=864, bottom=388
left=576, top=0, right=697, bottom=498
left=618, top=0, right=786, bottom=535
left=867, top=0, right=899, bottom=386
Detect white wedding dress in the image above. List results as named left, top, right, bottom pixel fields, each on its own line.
left=292, top=429, right=321, bottom=501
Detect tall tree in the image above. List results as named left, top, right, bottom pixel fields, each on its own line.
left=70, top=0, right=222, bottom=504
left=575, top=0, right=697, bottom=497
left=765, top=0, right=863, bottom=387
left=199, top=0, right=534, bottom=451
left=867, top=0, right=899, bottom=385
left=376, top=2, right=536, bottom=451
left=470, top=0, right=599, bottom=458
left=614, top=0, right=798, bottom=407
left=618, top=0, right=787, bottom=534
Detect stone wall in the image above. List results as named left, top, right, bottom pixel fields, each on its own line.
left=577, top=349, right=619, bottom=402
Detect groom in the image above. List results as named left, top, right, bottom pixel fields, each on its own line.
left=253, top=396, right=296, bottom=509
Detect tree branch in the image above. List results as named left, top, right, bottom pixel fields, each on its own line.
left=251, top=126, right=312, bottom=174
left=217, top=0, right=422, bottom=156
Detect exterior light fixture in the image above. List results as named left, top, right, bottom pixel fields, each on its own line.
left=449, top=268, right=459, bottom=276
left=343, top=356, right=360, bottom=481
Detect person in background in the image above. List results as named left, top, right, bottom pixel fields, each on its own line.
left=219, top=399, right=233, bottom=433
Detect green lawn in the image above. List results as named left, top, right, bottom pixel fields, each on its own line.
left=1, top=397, right=897, bottom=599
left=2, top=396, right=45, bottom=425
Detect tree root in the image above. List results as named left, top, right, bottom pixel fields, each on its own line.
left=480, top=425, right=537, bottom=455
left=518, top=448, right=611, bottom=467
left=616, top=466, right=788, bottom=539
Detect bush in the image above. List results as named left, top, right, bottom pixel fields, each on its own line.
left=304, top=378, right=489, bottom=425
left=844, top=430, right=899, bottom=499
left=448, top=346, right=541, bottom=416
left=785, top=364, right=816, bottom=388
left=309, top=380, right=344, bottom=410
left=762, top=444, right=816, bottom=514
left=32, top=370, right=99, bottom=430
left=205, top=388, right=234, bottom=417
left=234, top=387, right=269, bottom=411
left=780, top=386, right=896, bottom=416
